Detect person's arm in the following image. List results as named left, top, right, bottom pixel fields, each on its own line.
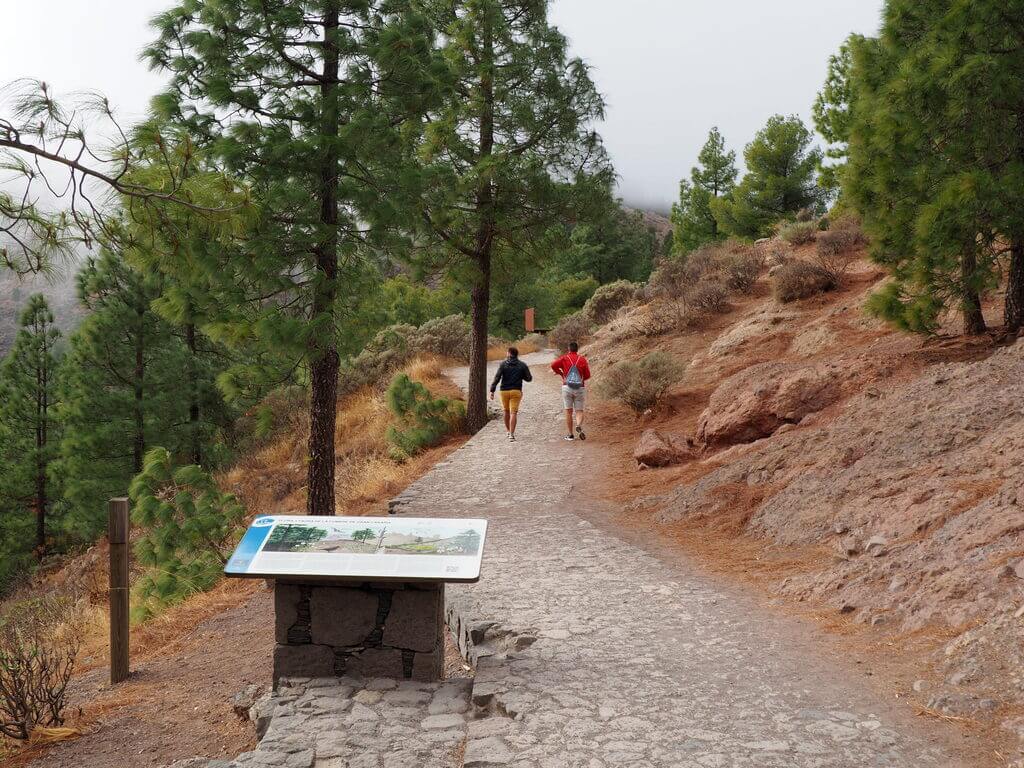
left=522, top=363, right=533, bottom=382
left=550, top=355, right=563, bottom=376
left=580, top=357, right=592, bottom=382
left=490, top=362, right=504, bottom=393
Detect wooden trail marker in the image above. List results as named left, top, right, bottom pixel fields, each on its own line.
left=108, top=497, right=130, bottom=685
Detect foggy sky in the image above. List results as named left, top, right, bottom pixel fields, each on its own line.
left=1, top=1, right=884, bottom=212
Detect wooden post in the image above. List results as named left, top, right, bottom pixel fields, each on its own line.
left=108, top=497, right=130, bottom=685
left=524, top=307, right=535, bottom=333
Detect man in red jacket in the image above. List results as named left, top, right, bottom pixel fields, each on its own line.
left=550, top=342, right=591, bottom=441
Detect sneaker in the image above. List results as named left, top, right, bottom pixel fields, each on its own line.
left=563, top=434, right=575, bottom=441
left=576, top=426, right=586, bottom=441
left=509, top=433, right=516, bottom=442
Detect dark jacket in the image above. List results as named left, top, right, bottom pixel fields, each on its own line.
left=490, top=357, right=533, bottom=392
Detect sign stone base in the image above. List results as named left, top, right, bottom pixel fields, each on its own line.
left=273, top=581, right=444, bottom=684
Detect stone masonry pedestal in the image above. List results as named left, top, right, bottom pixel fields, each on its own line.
left=273, top=580, right=444, bottom=684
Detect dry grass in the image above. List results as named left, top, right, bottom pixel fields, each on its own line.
left=224, top=354, right=467, bottom=518
left=487, top=337, right=542, bottom=360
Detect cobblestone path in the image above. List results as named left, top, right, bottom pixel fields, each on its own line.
left=387, top=352, right=967, bottom=767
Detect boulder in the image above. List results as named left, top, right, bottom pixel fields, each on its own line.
left=633, top=429, right=693, bottom=468
left=696, top=361, right=861, bottom=449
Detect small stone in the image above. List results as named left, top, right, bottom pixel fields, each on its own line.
left=839, top=603, right=856, bottom=614
left=912, top=680, right=930, bottom=693
left=832, top=522, right=849, bottom=535
left=870, top=615, right=887, bottom=627
left=1015, top=604, right=1024, bottom=619
left=366, top=678, right=398, bottom=691
left=421, top=713, right=465, bottom=730
left=347, top=703, right=379, bottom=723
left=865, top=535, right=887, bottom=557
left=464, top=736, right=514, bottom=766
left=1015, top=560, right=1024, bottom=579
left=353, top=689, right=383, bottom=705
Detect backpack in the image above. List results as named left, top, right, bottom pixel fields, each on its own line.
left=564, top=353, right=584, bottom=389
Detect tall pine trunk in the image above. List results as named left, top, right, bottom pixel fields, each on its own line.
left=307, top=2, right=341, bottom=516
left=1005, top=239, right=1024, bottom=334
left=34, top=361, right=46, bottom=557
left=962, top=251, right=986, bottom=336
left=465, top=10, right=496, bottom=435
left=133, top=304, right=146, bottom=474
left=466, top=252, right=492, bottom=433
left=186, top=321, right=202, bottom=465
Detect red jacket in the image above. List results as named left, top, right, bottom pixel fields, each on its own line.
left=551, top=352, right=591, bottom=386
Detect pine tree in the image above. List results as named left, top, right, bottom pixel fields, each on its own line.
left=413, top=0, right=612, bottom=432
left=812, top=36, right=863, bottom=199
left=129, top=447, right=246, bottom=620
left=0, top=295, right=61, bottom=562
left=711, top=115, right=824, bottom=239
left=670, top=128, right=737, bottom=254
left=145, top=1, right=442, bottom=515
left=57, top=250, right=189, bottom=539
left=846, top=0, right=1024, bottom=335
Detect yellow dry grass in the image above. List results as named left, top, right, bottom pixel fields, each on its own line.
left=487, top=337, right=541, bottom=360
left=224, top=353, right=468, bottom=519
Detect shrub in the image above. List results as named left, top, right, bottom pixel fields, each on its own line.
left=685, top=279, right=729, bottom=313
left=548, top=311, right=592, bottom=351
left=0, top=597, right=79, bottom=739
left=721, top=254, right=761, bottom=293
left=130, top=448, right=247, bottom=620
left=582, top=280, right=636, bottom=325
left=385, top=374, right=465, bottom=460
left=414, top=314, right=472, bottom=360
left=772, top=261, right=837, bottom=303
left=814, top=226, right=865, bottom=282
left=795, top=207, right=816, bottom=223
left=778, top=220, right=818, bottom=246
left=597, top=352, right=685, bottom=413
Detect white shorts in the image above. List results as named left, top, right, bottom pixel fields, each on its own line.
left=562, top=385, right=586, bottom=412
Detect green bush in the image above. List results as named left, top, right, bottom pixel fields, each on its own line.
left=129, top=448, right=246, bottom=621
left=597, top=352, right=685, bottom=413
left=778, top=220, right=818, bottom=246
left=548, top=311, right=592, bottom=352
left=582, top=280, right=637, bottom=325
left=772, top=261, right=837, bottom=303
left=415, top=314, right=472, bottom=360
left=385, top=374, right=465, bottom=461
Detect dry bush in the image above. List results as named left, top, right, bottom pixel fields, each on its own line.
left=582, top=280, right=637, bottom=325
left=548, top=311, right=592, bottom=351
left=0, top=598, right=80, bottom=740
left=721, top=254, right=761, bottom=294
left=597, top=352, right=686, bottom=413
left=772, top=261, right=837, bottom=303
left=684, top=279, right=729, bottom=313
left=778, top=220, right=818, bottom=246
left=647, top=244, right=724, bottom=300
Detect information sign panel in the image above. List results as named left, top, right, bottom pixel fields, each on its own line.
left=225, top=515, right=487, bottom=583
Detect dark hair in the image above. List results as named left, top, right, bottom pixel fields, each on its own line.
left=507, top=346, right=519, bottom=358
left=568, top=342, right=579, bottom=352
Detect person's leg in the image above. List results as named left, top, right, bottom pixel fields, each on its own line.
left=561, top=385, right=575, bottom=438
left=574, top=390, right=586, bottom=439
left=508, top=391, right=521, bottom=437
left=503, top=409, right=511, bottom=432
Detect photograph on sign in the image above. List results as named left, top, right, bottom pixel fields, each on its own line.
left=225, top=516, right=487, bottom=582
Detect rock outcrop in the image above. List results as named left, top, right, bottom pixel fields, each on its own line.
left=633, top=429, right=693, bottom=468
left=696, top=360, right=865, bottom=448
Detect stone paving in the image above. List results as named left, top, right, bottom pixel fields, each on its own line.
left=394, top=352, right=966, bottom=767
left=176, top=352, right=971, bottom=768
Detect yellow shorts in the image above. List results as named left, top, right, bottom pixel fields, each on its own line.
left=499, top=389, right=523, bottom=413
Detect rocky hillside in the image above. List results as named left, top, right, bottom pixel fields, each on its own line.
left=584, top=238, right=1024, bottom=738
